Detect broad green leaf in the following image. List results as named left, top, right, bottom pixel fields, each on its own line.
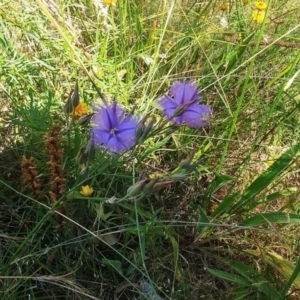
left=239, top=212, right=300, bottom=227
left=207, top=268, right=249, bottom=285
left=231, top=142, right=300, bottom=212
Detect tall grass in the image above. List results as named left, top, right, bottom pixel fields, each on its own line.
left=0, top=0, right=300, bottom=299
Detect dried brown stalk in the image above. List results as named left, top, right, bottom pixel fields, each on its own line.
left=21, top=155, right=42, bottom=198
left=44, top=124, right=66, bottom=206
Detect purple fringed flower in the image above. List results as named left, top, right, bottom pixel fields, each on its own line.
left=157, top=81, right=211, bottom=128
left=91, top=102, right=138, bottom=153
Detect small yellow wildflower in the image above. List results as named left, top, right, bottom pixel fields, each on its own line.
left=252, top=10, right=266, bottom=24
left=74, top=102, right=89, bottom=117
left=80, top=185, right=94, bottom=196
left=220, top=3, right=229, bottom=11
left=103, top=0, right=116, bottom=5
left=254, top=1, right=268, bottom=10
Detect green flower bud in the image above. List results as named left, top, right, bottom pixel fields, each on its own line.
left=142, top=178, right=159, bottom=196
left=169, top=174, right=186, bottom=181
left=127, top=179, right=147, bottom=197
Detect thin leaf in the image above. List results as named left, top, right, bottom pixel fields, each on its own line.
left=232, top=286, right=249, bottom=300
left=248, top=248, right=300, bottom=296
left=168, top=235, right=181, bottom=281
left=222, top=259, right=282, bottom=299
left=203, top=174, right=234, bottom=210
left=221, top=32, right=256, bottom=75
left=282, top=255, right=300, bottom=296
left=248, top=188, right=297, bottom=211
left=264, top=252, right=300, bottom=289
left=197, top=206, right=210, bottom=227
left=239, top=212, right=300, bottom=227
left=140, top=135, right=172, bottom=161
left=211, top=192, right=239, bottom=217
left=207, top=268, right=250, bottom=285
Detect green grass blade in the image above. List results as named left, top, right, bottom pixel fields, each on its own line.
left=281, top=255, right=300, bottom=297
left=211, top=192, right=239, bottom=217
left=232, top=286, right=249, bottom=300
left=221, top=32, right=256, bottom=75
left=207, top=268, right=250, bottom=285
left=223, top=259, right=282, bottom=299
left=231, top=142, right=300, bottom=212
left=264, top=252, right=300, bottom=290
left=203, top=174, right=234, bottom=211
left=239, top=212, right=300, bottom=227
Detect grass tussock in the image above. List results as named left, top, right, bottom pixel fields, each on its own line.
left=0, top=0, right=300, bottom=299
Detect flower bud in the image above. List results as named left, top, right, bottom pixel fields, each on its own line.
left=136, top=114, right=149, bottom=141
left=152, top=180, right=173, bottom=191
left=169, top=174, right=186, bottom=181
left=176, top=150, right=198, bottom=173
left=142, top=178, right=159, bottom=196
left=85, top=137, right=95, bottom=160
left=63, top=92, right=74, bottom=114
left=78, top=113, right=95, bottom=126
left=75, top=147, right=87, bottom=164
left=172, top=99, right=198, bottom=118
left=136, top=115, right=156, bottom=143
left=127, top=179, right=147, bottom=197
left=135, top=122, right=145, bottom=142
left=140, top=118, right=155, bottom=143
left=71, top=81, right=80, bottom=108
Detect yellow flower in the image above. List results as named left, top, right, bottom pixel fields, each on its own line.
left=80, top=185, right=94, bottom=196
left=74, top=102, right=89, bottom=117
left=220, top=3, right=229, bottom=11
left=252, top=10, right=266, bottom=23
left=103, top=0, right=116, bottom=5
left=254, top=1, right=268, bottom=10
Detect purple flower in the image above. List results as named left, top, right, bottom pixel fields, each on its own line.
left=91, top=102, right=138, bottom=153
left=157, top=81, right=211, bottom=128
